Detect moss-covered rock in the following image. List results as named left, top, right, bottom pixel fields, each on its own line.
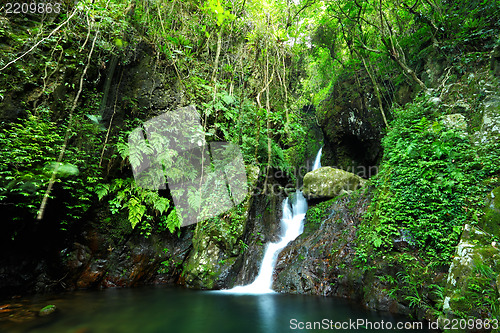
left=38, top=305, right=56, bottom=317
left=440, top=113, right=467, bottom=131
left=302, top=167, right=366, bottom=199
left=479, top=186, right=500, bottom=236
left=180, top=166, right=263, bottom=289
left=441, top=224, right=500, bottom=325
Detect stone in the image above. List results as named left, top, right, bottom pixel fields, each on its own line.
left=302, top=167, right=366, bottom=199
left=428, top=97, right=442, bottom=106
left=479, top=186, right=500, bottom=236
left=440, top=114, right=467, bottom=131
left=475, top=94, right=500, bottom=144
left=441, top=224, right=500, bottom=320
left=39, top=305, right=56, bottom=317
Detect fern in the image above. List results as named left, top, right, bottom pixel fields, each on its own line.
left=166, top=208, right=182, bottom=233
left=128, top=197, right=146, bottom=229
left=153, top=196, right=170, bottom=214
left=94, top=183, right=110, bottom=200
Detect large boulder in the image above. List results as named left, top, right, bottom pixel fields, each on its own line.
left=302, top=167, right=366, bottom=199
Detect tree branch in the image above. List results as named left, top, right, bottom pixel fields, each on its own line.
left=0, top=7, right=78, bottom=72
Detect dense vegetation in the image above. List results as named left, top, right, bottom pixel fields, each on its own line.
left=1, top=0, right=499, bottom=327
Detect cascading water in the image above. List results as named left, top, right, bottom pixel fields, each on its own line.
left=224, top=148, right=322, bottom=294
left=227, top=190, right=307, bottom=294
left=312, top=146, right=322, bottom=170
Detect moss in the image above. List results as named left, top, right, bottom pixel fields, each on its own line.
left=304, top=198, right=336, bottom=234
left=39, top=305, right=56, bottom=316
left=479, top=186, right=500, bottom=236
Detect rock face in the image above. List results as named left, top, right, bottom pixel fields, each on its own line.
left=302, top=167, right=366, bottom=199
left=274, top=189, right=412, bottom=315
left=441, top=224, right=500, bottom=321
left=440, top=113, right=467, bottom=131
left=480, top=186, right=500, bottom=236
left=476, top=94, right=500, bottom=144
left=316, top=74, right=386, bottom=174
left=274, top=192, right=369, bottom=298
left=180, top=177, right=286, bottom=289
left=61, top=224, right=195, bottom=290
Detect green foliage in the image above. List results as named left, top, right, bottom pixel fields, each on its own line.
left=204, top=0, right=236, bottom=27
left=456, top=261, right=500, bottom=318
left=0, top=113, right=64, bottom=214
left=0, top=109, right=101, bottom=227
left=95, top=177, right=181, bottom=236
left=305, top=198, right=337, bottom=233
left=358, top=95, right=487, bottom=263
left=200, top=200, right=247, bottom=252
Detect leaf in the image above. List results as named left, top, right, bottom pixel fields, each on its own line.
left=95, top=183, right=110, bottom=200
left=373, top=237, right=383, bottom=248
left=166, top=208, right=182, bottom=233
left=221, top=92, right=235, bottom=105
left=128, top=197, right=146, bottom=229
left=153, top=197, right=169, bottom=214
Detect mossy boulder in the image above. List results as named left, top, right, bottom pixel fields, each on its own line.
left=180, top=204, right=248, bottom=289
left=302, top=167, right=366, bottom=199
left=479, top=186, right=500, bottom=236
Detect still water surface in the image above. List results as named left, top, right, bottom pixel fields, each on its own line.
left=2, top=286, right=430, bottom=332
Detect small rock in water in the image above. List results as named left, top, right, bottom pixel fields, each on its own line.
left=39, top=304, right=56, bottom=316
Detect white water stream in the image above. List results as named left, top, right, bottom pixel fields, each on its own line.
left=312, top=146, right=322, bottom=171
left=224, top=148, right=322, bottom=294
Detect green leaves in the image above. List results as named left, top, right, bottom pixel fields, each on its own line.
left=94, top=183, right=110, bottom=201
left=128, top=197, right=146, bottom=229
left=204, top=0, right=236, bottom=27
left=95, top=176, right=180, bottom=235
left=153, top=196, right=170, bottom=214
left=361, top=97, right=486, bottom=263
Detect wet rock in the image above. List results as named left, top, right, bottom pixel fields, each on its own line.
left=275, top=190, right=370, bottom=299
left=475, top=94, right=500, bottom=144
left=302, top=167, right=366, bottom=199
left=39, top=304, right=56, bottom=317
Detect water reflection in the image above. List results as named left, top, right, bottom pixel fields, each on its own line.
left=258, top=294, right=276, bottom=332
left=0, top=287, right=430, bottom=333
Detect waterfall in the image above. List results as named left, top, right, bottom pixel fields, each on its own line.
left=312, top=146, right=322, bottom=171
left=225, top=190, right=307, bottom=294
left=222, top=147, right=321, bottom=294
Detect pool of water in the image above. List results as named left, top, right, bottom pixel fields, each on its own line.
left=1, top=286, right=430, bottom=332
